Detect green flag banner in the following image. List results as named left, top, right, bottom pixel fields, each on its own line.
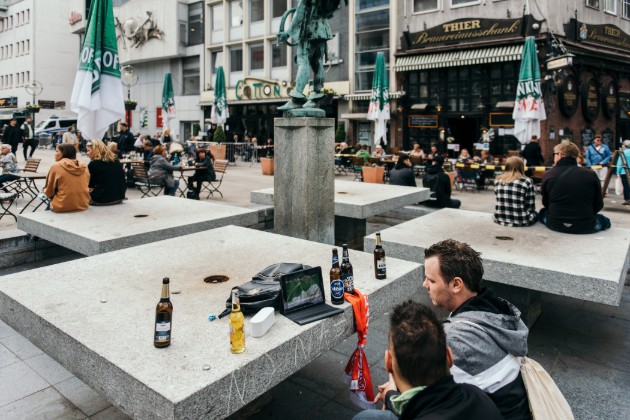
left=367, top=52, right=390, bottom=146
left=162, top=73, right=175, bottom=128
left=70, top=0, right=124, bottom=140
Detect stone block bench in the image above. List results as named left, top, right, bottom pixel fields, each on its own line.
left=251, top=180, right=430, bottom=249
left=0, top=225, right=422, bottom=419
left=364, top=208, right=630, bottom=326
left=17, top=196, right=259, bottom=256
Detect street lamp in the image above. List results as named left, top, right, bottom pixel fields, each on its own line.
left=120, top=65, right=138, bottom=126
left=24, top=80, right=43, bottom=131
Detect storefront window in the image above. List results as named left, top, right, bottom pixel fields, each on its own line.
left=183, top=57, right=200, bottom=95
left=250, top=43, right=264, bottom=70
left=489, top=62, right=518, bottom=106
left=414, top=0, right=438, bottom=13
left=356, top=10, right=389, bottom=32
left=230, top=47, right=243, bottom=72
left=250, top=0, right=264, bottom=22
left=358, top=0, right=389, bottom=10
left=212, top=5, right=224, bottom=31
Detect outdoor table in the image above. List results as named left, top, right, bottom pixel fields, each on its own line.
left=0, top=225, right=422, bottom=419
left=175, top=165, right=197, bottom=197
left=6, top=171, right=48, bottom=214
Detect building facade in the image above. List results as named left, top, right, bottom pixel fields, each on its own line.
left=0, top=0, right=83, bottom=126
left=391, top=0, right=630, bottom=161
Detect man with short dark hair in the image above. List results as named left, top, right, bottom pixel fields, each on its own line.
left=354, top=300, right=502, bottom=420
left=21, top=117, right=37, bottom=160
left=522, top=135, right=544, bottom=167
left=2, top=118, right=22, bottom=156
left=116, top=122, right=135, bottom=153
left=539, top=141, right=611, bottom=234
left=423, top=239, right=531, bottom=420
left=422, top=157, right=461, bottom=209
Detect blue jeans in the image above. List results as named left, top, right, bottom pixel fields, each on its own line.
left=620, top=173, right=630, bottom=201
left=164, top=179, right=180, bottom=196
left=539, top=208, right=611, bottom=233
left=353, top=409, right=398, bottom=420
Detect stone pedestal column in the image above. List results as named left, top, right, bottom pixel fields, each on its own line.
left=274, top=117, right=335, bottom=244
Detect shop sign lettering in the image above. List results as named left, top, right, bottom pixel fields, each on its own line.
left=235, top=77, right=285, bottom=100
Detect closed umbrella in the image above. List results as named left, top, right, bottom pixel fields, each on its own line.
left=367, top=52, right=390, bottom=147
left=70, top=0, right=124, bottom=140
left=512, top=37, right=546, bottom=145
left=210, top=66, right=229, bottom=129
left=162, top=73, right=176, bottom=129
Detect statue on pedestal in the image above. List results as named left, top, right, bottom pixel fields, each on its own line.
left=277, top=0, right=346, bottom=116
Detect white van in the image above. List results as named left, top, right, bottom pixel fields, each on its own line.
left=34, top=116, right=77, bottom=138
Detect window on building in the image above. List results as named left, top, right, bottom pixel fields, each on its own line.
left=26, top=71, right=29, bottom=82
left=212, top=5, right=224, bottom=31
left=183, top=56, right=200, bottom=95
left=250, top=43, right=264, bottom=70
left=358, top=0, right=389, bottom=10
left=272, top=43, right=287, bottom=67
left=26, top=9, right=30, bottom=23
left=586, top=0, right=600, bottom=8
left=231, top=1, right=243, bottom=27
left=251, top=0, right=264, bottom=22
left=355, top=4, right=389, bottom=92
left=451, top=0, right=479, bottom=6
left=414, top=0, right=439, bottom=12
left=272, top=0, right=286, bottom=18
left=623, top=0, right=630, bottom=17
left=26, top=39, right=29, bottom=53
left=230, top=47, right=243, bottom=72
left=604, top=0, right=617, bottom=13
left=211, top=50, right=224, bottom=70
left=187, top=2, right=204, bottom=45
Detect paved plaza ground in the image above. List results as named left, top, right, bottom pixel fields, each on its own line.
left=0, top=148, right=629, bottom=419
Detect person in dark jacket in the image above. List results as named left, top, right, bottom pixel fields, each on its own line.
left=2, top=118, right=23, bottom=156
left=539, top=141, right=611, bottom=234
left=116, top=122, right=135, bottom=153
left=422, top=157, right=461, bottom=208
left=353, top=300, right=503, bottom=420
left=521, top=135, right=544, bottom=167
left=187, top=149, right=216, bottom=199
left=148, top=145, right=179, bottom=196
left=389, top=154, right=417, bottom=187
left=86, top=140, right=126, bottom=205
left=423, top=239, right=531, bottom=420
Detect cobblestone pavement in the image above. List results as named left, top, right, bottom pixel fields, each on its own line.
left=1, top=148, right=629, bottom=419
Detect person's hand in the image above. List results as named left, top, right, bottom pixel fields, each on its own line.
left=373, top=373, right=397, bottom=409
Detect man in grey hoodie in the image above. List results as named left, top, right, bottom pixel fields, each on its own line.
left=423, top=239, right=531, bottom=420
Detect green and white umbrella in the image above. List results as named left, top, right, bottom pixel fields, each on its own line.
left=512, top=37, right=546, bottom=145
left=210, top=66, right=229, bottom=128
left=162, top=73, right=176, bottom=129
left=70, top=0, right=124, bottom=140
left=367, top=52, right=390, bottom=147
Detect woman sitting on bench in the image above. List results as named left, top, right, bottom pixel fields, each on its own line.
left=86, top=140, right=126, bottom=206
left=493, top=156, right=537, bottom=227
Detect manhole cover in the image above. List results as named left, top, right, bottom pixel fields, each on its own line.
left=495, top=236, right=514, bottom=241
left=134, top=214, right=149, bottom=218
left=204, top=275, right=229, bottom=284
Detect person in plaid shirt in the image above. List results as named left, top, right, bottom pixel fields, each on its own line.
left=493, top=157, right=537, bottom=227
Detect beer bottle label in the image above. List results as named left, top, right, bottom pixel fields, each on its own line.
left=376, top=258, right=386, bottom=276
left=341, top=273, right=354, bottom=291
left=332, top=255, right=339, bottom=265
left=155, top=322, right=170, bottom=342
left=331, top=279, right=344, bottom=299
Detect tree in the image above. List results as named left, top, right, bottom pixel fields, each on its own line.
left=213, top=125, right=226, bottom=143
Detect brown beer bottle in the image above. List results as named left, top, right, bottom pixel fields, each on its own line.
left=229, top=289, right=246, bottom=354
left=374, top=233, right=387, bottom=280
left=340, top=244, right=355, bottom=294
left=330, top=248, right=344, bottom=305
left=154, top=278, right=173, bottom=348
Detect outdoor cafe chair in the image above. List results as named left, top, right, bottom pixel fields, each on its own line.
left=200, top=159, right=228, bottom=198
left=131, top=162, right=165, bottom=198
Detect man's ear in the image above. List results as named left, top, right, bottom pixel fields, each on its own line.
left=385, top=349, right=393, bottom=373
left=446, top=346, right=454, bottom=369
left=450, top=276, right=464, bottom=293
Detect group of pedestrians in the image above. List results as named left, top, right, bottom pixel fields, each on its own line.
left=1, top=117, right=38, bottom=160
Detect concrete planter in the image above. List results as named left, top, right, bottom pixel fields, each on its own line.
left=261, top=157, right=274, bottom=175
left=362, top=166, right=384, bottom=183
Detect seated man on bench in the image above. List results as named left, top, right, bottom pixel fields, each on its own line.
left=423, top=239, right=531, bottom=420
left=539, top=141, right=611, bottom=234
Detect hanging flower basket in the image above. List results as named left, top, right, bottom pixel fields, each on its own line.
left=124, top=99, right=137, bottom=111
left=25, top=105, right=40, bottom=113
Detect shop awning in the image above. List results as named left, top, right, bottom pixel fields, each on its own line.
left=395, top=45, right=523, bottom=71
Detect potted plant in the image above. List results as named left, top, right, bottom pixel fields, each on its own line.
left=261, top=156, right=274, bottom=176
left=362, top=163, right=384, bottom=184
left=124, top=98, right=137, bottom=111
left=210, top=126, right=227, bottom=160
left=25, top=104, right=40, bottom=113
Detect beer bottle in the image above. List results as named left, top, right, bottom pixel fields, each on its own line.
left=330, top=248, right=344, bottom=305
left=154, top=277, right=173, bottom=348
left=229, top=288, right=246, bottom=354
left=374, top=233, right=387, bottom=280
left=340, top=244, right=354, bottom=294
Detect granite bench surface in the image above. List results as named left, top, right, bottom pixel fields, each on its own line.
left=251, top=180, right=431, bottom=219
left=16, top=196, right=259, bottom=256
left=0, top=225, right=422, bottom=420
left=364, top=208, right=630, bottom=306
